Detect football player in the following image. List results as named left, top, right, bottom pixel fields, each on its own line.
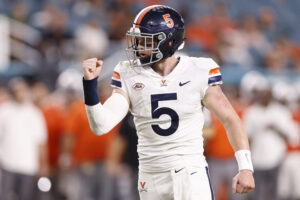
left=82, top=5, right=255, bottom=200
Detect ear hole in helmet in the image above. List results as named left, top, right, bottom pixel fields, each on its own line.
left=168, top=40, right=175, bottom=46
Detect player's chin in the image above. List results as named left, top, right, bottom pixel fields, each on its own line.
left=138, top=55, right=151, bottom=64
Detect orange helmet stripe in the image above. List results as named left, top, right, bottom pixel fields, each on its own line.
left=135, top=5, right=158, bottom=28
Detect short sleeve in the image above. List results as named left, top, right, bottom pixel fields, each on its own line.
left=207, top=59, right=223, bottom=86
left=200, top=58, right=223, bottom=98
left=110, top=63, right=128, bottom=94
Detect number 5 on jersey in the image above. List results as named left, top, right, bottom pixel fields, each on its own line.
left=151, top=93, right=179, bottom=136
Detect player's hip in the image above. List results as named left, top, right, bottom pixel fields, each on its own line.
left=138, top=166, right=214, bottom=200
left=138, top=153, right=207, bottom=173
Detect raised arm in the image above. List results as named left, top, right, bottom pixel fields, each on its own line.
left=202, top=85, right=255, bottom=194
left=82, top=58, right=130, bottom=135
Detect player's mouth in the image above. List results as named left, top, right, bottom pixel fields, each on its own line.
left=139, top=53, right=149, bottom=58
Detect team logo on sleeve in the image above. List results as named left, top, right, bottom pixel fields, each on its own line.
left=208, top=67, right=222, bottom=86
left=111, top=71, right=122, bottom=88
left=133, top=83, right=145, bottom=91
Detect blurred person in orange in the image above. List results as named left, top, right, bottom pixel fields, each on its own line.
left=0, top=78, right=48, bottom=200
left=58, top=68, right=121, bottom=200
left=32, top=81, right=67, bottom=199
left=205, top=84, right=248, bottom=200
left=186, top=2, right=236, bottom=55
left=106, top=113, right=139, bottom=200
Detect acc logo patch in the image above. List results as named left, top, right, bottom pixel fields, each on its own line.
left=132, top=83, right=145, bottom=91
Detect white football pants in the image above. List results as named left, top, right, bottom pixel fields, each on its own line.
left=138, top=166, right=214, bottom=200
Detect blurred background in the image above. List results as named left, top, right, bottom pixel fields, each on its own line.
left=0, top=0, right=299, bottom=200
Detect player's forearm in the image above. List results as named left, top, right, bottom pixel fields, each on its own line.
left=203, top=86, right=250, bottom=151
left=221, top=112, right=254, bottom=172
left=83, top=77, right=129, bottom=135
left=85, top=104, right=114, bottom=135
left=203, top=86, right=253, bottom=171
left=85, top=98, right=128, bottom=135
left=222, top=114, right=250, bottom=152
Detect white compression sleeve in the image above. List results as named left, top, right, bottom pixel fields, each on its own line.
left=85, top=92, right=129, bottom=135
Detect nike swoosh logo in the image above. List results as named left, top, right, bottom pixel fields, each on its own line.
left=175, top=167, right=184, bottom=173
left=179, top=81, right=191, bottom=87
left=190, top=171, right=198, bottom=175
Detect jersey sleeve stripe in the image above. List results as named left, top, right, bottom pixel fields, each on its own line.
left=208, top=75, right=222, bottom=85
left=112, top=71, right=121, bottom=80
left=111, top=79, right=122, bottom=88
left=209, top=67, right=220, bottom=75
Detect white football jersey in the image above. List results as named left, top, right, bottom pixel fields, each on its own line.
left=111, top=56, right=222, bottom=173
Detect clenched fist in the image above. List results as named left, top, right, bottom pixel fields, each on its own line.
left=232, top=170, right=255, bottom=194
left=82, top=58, right=103, bottom=80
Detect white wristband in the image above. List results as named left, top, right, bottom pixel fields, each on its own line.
left=235, top=150, right=254, bottom=172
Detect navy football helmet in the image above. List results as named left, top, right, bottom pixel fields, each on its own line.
left=126, top=5, right=185, bottom=67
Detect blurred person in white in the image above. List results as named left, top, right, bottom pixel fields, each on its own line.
left=0, top=86, right=10, bottom=106
left=240, top=71, right=266, bottom=106
left=218, top=27, right=254, bottom=68
left=0, top=77, right=48, bottom=200
left=75, top=18, right=109, bottom=60
left=275, top=81, right=300, bottom=200
left=56, top=69, right=121, bottom=200
left=243, top=76, right=299, bottom=200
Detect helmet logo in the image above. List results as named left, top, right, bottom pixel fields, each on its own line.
left=162, top=14, right=174, bottom=28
